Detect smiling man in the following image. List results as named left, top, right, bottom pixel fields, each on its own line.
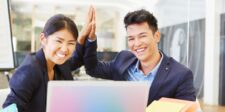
left=84, top=9, right=196, bottom=106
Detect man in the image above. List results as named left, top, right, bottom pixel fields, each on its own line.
left=84, top=9, right=196, bottom=105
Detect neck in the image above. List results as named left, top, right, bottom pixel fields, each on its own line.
left=140, top=51, right=161, bottom=75
left=46, top=60, right=55, bottom=80
left=47, top=61, right=55, bottom=72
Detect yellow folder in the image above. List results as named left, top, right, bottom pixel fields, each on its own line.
left=146, top=100, right=186, bottom=112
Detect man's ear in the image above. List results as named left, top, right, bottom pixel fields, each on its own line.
left=154, top=30, right=161, bottom=43
left=40, top=33, right=47, bottom=46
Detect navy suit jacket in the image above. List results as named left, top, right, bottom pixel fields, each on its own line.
left=84, top=41, right=196, bottom=105
left=2, top=42, right=90, bottom=112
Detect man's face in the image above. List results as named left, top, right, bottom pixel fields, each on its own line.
left=127, top=22, right=160, bottom=63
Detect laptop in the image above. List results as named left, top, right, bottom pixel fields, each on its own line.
left=46, top=81, right=150, bottom=112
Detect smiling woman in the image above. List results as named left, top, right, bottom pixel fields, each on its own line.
left=2, top=14, right=80, bottom=112
left=2, top=6, right=96, bottom=112
left=39, top=14, right=78, bottom=80
left=38, top=14, right=78, bottom=80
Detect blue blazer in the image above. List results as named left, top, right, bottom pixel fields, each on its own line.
left=2, top=42, right=92, bottom=112
left=84, top=41, right=196, bottom=105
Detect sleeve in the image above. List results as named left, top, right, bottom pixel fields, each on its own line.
left=2, top=65, right=40, bottom=112
left=69, top=42, right=85, bottom=71
left=175, top=69, right=196, bottom=101
left=83, top=39, right=115, bottom=79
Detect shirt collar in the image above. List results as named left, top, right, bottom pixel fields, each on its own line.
left=134, top=51, right=164, bottom=76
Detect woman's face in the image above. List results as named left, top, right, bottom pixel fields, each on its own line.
left=41, top=29, right=76, bottom=65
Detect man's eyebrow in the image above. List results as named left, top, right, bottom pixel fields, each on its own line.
left=127, top=32, right=148, bottom=37
left=139, top=32, right=148, bottom=35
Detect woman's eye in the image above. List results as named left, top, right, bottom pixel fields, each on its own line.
left=68, top=43, right=75, bottom=45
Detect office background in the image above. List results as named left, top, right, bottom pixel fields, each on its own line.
left=0, top=0, right=224, bottom=111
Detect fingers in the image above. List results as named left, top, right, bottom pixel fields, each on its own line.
left=88, top=7, right=96, bottom=40
left=78, top=22, right=92, bottom=45
left=93, top=6, right=96, bottom=22
left=89, top=21, right=96, bottom=40
left=87, top=6, right=94, bottom=24
left=78, top=6, right=96, bottom=44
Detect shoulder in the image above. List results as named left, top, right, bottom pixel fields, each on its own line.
left=169, top=57, right=191, bottom=72
left=116, top=50, right=135, bottom=58
left=112, top=50, right=136, bottom=62
left=160, top=52, right=190, bottom=71
left=19, top=53, right=42, bottom=71
left=11, top=53, right=43, bottom=82
left=163, top=54, right=193, bottom=79
left=111, top=50, right=136, bottom=67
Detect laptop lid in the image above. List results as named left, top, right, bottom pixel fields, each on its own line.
left=46, top=81, right=150, bottom=112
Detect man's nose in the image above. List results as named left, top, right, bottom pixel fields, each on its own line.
left=134, top=38, right=141, bottom=46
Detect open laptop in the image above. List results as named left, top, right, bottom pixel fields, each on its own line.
left=46, top=81, right=150, bottom=112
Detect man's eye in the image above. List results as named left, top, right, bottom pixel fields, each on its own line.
left=128, top=38, right=134, bottom=41
left=56, top=40, right=62, bottom=43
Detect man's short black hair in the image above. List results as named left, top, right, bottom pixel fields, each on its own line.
left=124, top=9, right=158, bottom=33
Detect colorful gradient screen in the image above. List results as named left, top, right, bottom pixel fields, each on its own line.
left=46, top=81, right=149, bottom=112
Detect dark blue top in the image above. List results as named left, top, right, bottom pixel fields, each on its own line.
left=2, top=41, right=95, bottom=112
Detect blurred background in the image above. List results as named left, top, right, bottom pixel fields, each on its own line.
left=0, top=0, right=225, bottom=111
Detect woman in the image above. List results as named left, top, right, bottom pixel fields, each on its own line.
left=2, top=6, right=96, bottom=112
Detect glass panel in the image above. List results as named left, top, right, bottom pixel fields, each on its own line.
left=189, top=0, right=205, bottom=99
left=155, top=0, right=206, bottom=99
left=219, top=0, right=225, bottom=105
left=155, top=0, right=189, bottom=65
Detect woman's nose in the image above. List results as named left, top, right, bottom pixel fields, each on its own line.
left=60, top=44, right=68, bottom=52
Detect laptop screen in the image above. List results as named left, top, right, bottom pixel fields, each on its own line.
left=46, top=81, right=150, bottom=112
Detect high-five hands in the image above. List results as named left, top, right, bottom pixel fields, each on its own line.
left=78, top=6, right=96, bottom=45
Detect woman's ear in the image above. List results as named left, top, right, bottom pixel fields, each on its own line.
left=40, top=33, right=47, bottom=46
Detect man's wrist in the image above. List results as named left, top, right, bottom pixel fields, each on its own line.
left=87, top=38, right=96, bottom=42
left=77, top=37, right=86, bottom=45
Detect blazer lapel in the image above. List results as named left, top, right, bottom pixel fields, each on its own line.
left=35, top=49, right=48, bottom=82
left=148, top=53, right=171, bottom=104
left=118, top=52, right=137, bottom=80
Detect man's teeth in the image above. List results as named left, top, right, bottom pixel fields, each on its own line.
left=57, top=53, right=66, bottom=58
left=136, top=48, right=145, bottom=52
